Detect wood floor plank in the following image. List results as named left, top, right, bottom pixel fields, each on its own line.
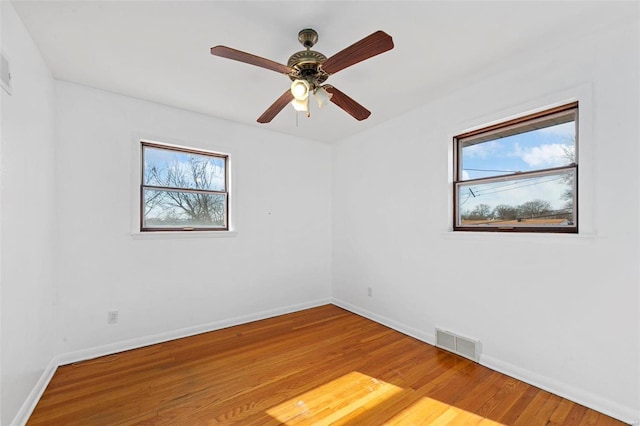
left=475, top=377, right=528, bottom=420
left=496, top=384, right=541, bottom=424
left=27, top=305, right=627, bottom=425
left=547, top=398, right=578, bottom=426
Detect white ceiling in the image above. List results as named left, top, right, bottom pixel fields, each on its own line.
left=10, top=0, right=633, bottom=143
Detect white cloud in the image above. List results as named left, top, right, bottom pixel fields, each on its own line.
left=463, top=140, right=503, bottom=159
left=512, top=143, right=572, bottom=168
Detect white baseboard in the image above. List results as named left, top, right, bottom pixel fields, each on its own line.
left=10, top=358, right=59, bottom=426
left=332, top=297, right=639, bottom=425
left=331, top=298, right=435, bottom=345
left=55, top=298, right=331, bottom=367
left=11, top=298, right=331, bottom=426
left=480, top=354, right=640, bottom=425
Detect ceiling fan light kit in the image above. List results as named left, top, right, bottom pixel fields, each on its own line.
left=314, top=86, right=332, bottom=109
left=290, top=79, right=310, bottom=101
left=210, top=28, right=394, bottom=123
left=291, top=98, right=309, bottom=113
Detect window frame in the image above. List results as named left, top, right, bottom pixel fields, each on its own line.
left=140, top=141, right=230, bottom=232
left=453, top=102, right=579, bottom=234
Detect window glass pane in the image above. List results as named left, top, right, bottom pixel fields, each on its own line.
left=460, top=121, right=575, bottom=181
left=143, top=146, right=226, bottom=191
left=456, top=169, right=575, bottom=227
left=143, top=189, right=227, bottom=228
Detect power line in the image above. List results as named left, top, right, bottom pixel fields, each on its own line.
left=466, top=175, right=567, bottom=198
left=463, top=168, right=519, bottom=173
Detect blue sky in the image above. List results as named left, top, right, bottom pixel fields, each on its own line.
left=461, top=121, right=575, bottom=180
left=459, top=121, right=575, bottom=213
left=143, top=146, right=226, bottom=191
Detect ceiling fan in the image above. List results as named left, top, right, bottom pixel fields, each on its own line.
left=210, top=28, right=394, bottom=123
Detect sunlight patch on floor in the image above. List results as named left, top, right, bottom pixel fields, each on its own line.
left=385, top=396, right=506, bottom=425
left=266, top=371, right=403, bottom=424
left=266, top=371, right=505, bottom=425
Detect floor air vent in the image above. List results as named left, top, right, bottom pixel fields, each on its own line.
left=435, top=328, right=480, bottom=362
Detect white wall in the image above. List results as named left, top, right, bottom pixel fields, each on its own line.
left=53, top=81, right=332, bottom=357
left=1, top=2, right=4, bottom=423
left=1, top=2, right=4, bottom=422
left=332, top=13, right=639, bottom=424
left=1, top=2, right=57, bottom=425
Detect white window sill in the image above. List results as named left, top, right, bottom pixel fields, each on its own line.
left=131, top=230, right=238, bottom=240
left=441, top=230, right=598, bottom=243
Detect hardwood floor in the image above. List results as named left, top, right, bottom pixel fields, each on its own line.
left=28, top=305, right=626, bottom=425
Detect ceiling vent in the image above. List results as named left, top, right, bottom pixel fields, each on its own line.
left=435, top=328, right=480, bottom=362
left=1, top=52, right=11, bottom=95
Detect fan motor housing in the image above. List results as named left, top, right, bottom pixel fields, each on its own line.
left=287, top=50, right=328, bottom=84
left=287, top=50, right=327, bottom=68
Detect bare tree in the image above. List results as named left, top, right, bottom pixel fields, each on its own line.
left=517, top=199, right=551, bottom=219
left=144, top=155, right=225, bottom=226
left=560, top=143, right=576, bottom=210
left=143, top=164, right=166, bottom=217
left=493, top=204, right=518, bottom=221
left=463, top=204, right=493, bottom=220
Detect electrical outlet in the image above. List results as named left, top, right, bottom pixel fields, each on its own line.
left=107, top=310, right=119, bottom=324
left=367, top=287, right=372, bottom=297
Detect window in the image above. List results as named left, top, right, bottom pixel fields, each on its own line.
left=453, top=102, right=578, bottom=233
left=141, top=141, right=229, bottom=231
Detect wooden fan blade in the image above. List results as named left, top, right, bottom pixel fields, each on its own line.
left=211, top=46, right=293, bottom=75
left=257, top=90, right=295, bottom=123
left=325, top=87, right=371, bottom=121
left=321, top=31, right=394, bottom=75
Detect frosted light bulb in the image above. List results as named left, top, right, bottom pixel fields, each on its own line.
left=290, top=79, right=310, bottom=101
